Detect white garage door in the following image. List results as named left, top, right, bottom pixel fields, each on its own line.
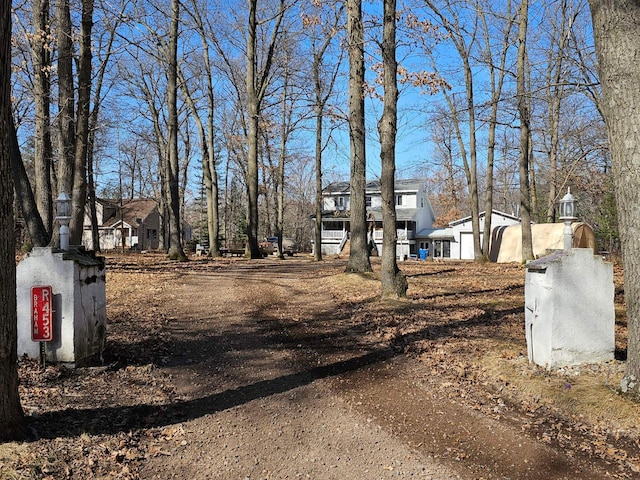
left=459, top=232, right=475, bottom=260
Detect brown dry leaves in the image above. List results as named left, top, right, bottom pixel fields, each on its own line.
left=6, top=253, right=639, bottom=479
left=307, top=259, right=640, bottom=477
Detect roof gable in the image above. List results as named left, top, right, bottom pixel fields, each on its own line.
left=97, top=198, right=158, bottom=228
left=448, top=209, right=520, bottom=227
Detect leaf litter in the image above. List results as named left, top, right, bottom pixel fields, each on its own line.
left=3, top=253, right=639, bottom=479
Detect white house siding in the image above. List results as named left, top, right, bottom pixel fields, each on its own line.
left=419, top=211, right=520, bottom=261
left=318, top=179, right=435, bottom=260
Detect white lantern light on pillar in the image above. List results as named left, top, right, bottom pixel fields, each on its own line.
left=55, top=192, right=72, bottom=251
left=559, top=187, right=577, bottom=250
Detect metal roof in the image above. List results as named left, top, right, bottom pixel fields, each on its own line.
left=417, top=227, right=456, bottom=239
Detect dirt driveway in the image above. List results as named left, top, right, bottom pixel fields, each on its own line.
left=9, top=254, right=639, bottom=479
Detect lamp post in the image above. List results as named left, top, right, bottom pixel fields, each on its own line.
left=56, top=192, right=72, bottom=251
left=559, top=187, right=577, bottom=251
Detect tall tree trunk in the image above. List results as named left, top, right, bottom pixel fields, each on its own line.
left=244, top=0, right=285, bottom=259
left=86, top=0, right=121, bottom=252
left=56, top=0, right=75, bottom=204
left=545, top=0, right=573, bottom=224
left=379, top=0, right=406, bottom=297
left=31, top=0, right=53, bottom=236
left=11, top=118, right=49, bottom=247
left=205, top=142, right=220, bottom=257
left=517, top=0, right=534, bottom=261
left=425, top=0, right=481, bottom=261
left=345, top=0, right=372, bottom=273
left=480, top=1, right=515, bottom=259
left=69, top=0, right=93, bottom=246
left=246, top=0, right=261, bottom=258
left=589, top=0, right=640, bottom=399
left=464, top=59, right=482, bottom=261
left=310, top=3, right=343, bottom=262
left=276, top=74, right=288, bottom=260
left=0, top=0, right=29, bottom=440
left=202, top=23, right=221, bottom=258
left=166, top=0, right=186, bottom=261
left=314, top=102, right=323, bottom=261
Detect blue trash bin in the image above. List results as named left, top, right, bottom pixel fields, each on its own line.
left=419, top=248, right=427, bottom=260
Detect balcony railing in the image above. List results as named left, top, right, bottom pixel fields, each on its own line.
left=373, top=229, right=415, bottom=241
left=321, top=230, right=345, bottom=240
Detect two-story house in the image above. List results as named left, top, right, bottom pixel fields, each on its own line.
left=316, top=178, right=436, bottom=260
left=82, top=198, right=160, bottom=251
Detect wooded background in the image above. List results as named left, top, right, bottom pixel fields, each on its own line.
left=9, top=0, right=615, bottom=256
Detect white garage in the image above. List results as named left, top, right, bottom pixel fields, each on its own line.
left=419, top=210, right=521, bottom=260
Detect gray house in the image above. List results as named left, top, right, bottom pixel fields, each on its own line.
left=315, top=178, right=436, bottom=260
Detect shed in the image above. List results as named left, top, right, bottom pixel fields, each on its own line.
left=491, top=222, right=597, bottom=263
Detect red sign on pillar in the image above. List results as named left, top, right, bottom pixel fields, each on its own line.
left=31, top=285, right=53, bottom=342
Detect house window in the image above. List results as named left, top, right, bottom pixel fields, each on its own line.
left=147, top=229, right=157, bottom=240
left=443, top=240, right=451, bottom=257
left=366, top=196, right=372, bottom=207
left=336, top=196, right=345, bottom=209
left=395, top=194, right=403, bottom=206
left=434, top=240, right=451, bottom=258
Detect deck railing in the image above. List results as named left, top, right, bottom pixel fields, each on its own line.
left=373, top=229, right=415, bottom=240
left=321, top=230, right=345, bottom=240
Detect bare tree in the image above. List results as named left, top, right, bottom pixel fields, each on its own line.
left=345, top=0, right=372, bottom=273
left=69, top=0, right=94, bottom=245
left=182, top=0, right=221, bottom=257
left=0, top=0, right=29, bottom=440
left=31, top=0, right=54, bottom=236
left=165, top=0, right=187, bottom=260
left=246, top=0, right=286, bottom=258
left=304, top=1, right=344, bottom=262
left=589, top=0, right=640, bottom=399
left=379, top=0, right=407, bottom=297
left=87, top=0, right=128, bottom=252
left=424, top=0, right=483, bottom=261
left=56, top=0, right=75, bottom=214
left=478, top=0, right=516, bottom=258
left=516, top=0, right=533, bottom=261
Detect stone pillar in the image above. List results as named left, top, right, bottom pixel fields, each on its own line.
left=17, top=247, right=107, bottom=367
left=524, top=248, right=615, bottom=369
